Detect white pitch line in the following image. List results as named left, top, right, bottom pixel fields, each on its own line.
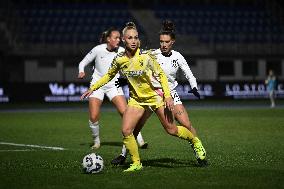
left=0, top=149, right=35, bottom=152
left=0, top=142, right=66, bottom=151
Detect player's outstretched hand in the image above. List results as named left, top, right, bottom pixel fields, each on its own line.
left=115, top=78, right=128, bottom=88
left=78, top=72, right=85, bottom=79
left=188, top=87, right=200, bottom=99
left=164, top=97, right=174, bottom=111
left=80, top=89, right=93, bottom=100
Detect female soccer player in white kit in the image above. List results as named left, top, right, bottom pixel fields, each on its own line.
left=111, top=21, right=207, bottom=166
left=78, top=28, right=147, bottom=149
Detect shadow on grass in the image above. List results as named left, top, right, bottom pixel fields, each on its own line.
left=142, top=158, right=198, bottom=168
left=110, top=157, right=208, bottom=172
left=114, top=158, right=199, bottom=171
left=112, top=158, right=208, bottom=172
left=112, top=158, right=199, bottom=169
left=79, top=141, right=122, bottom=147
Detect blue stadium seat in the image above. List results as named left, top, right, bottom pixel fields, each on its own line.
left=13, top=2, right=145, bottom=45
left=152, top=4, right=284, bottom=45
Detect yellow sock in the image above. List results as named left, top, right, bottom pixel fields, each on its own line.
left=192, top=137, right=201, bottom=144
left=177, top=126, right=195, bottom=141
left=123, top=134, right=140, bottom=164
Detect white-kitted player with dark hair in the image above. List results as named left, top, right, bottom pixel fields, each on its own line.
left=78, top=27, right=147, bottom=150
left=111, top=20, right=207, bottom=166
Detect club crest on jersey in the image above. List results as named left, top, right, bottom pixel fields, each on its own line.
left=172, top=59, right=178, bottom=68
left=122, top=65, right=128, bottom=69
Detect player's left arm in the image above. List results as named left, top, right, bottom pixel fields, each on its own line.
left=148, top=53, right=171, bottom=98
left=81, top=59, right=120, bottom=99
left=178, top=55, right=197, bottom=89
left=178, top=55, right=200, bottom=99
left=148, top=54, right=174, bottom=110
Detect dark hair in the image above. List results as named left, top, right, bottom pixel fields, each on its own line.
left=99, top=27, right=119, bottom=44
left=159, top=20, right=175, bottom=39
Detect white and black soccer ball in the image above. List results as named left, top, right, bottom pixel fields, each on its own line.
left=82, top=153, right=104, bottom=174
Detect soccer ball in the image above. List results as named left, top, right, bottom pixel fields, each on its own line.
left=82, top=153, right=104, bottom=174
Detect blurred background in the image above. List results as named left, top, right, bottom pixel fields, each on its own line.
left=0, top=0, right=284, bottom=103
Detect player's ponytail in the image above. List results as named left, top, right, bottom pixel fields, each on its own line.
left=99, top=27, right=119, bottom=44
left=126, top=22, right=136, bottom=28
left=99, top=30, right=108, bottom=44
left=122, top=22, right=137, bottom=36
left=159, top=20, right=176, bottom=40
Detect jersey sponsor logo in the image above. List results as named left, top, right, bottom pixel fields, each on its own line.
left=122, top=70, right=144, bottom=77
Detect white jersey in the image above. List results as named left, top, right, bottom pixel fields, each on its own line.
left=152, top=48, right=197, bottom=90
left=78, top=43, right=125, bottom=88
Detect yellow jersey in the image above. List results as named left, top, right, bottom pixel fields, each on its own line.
left=89, top=48, right=171, bottom=103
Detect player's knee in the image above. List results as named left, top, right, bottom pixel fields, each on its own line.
left=165, top=126, right=178, bottom=136
left=122, top=127, right=132, bottom=136
left=89, top=115, right=99, bottom=123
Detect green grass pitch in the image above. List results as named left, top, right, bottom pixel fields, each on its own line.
left=0, top=105, right=283, bottom=189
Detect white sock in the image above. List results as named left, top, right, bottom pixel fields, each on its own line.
left=120, top=145, right=127, bottom=157
left=89, top=120, right=100, bottom=144
left=136, top=132, right=145, bottom=146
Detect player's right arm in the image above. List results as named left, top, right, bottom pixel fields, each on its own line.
left=78, top=47, right=97, bottom=79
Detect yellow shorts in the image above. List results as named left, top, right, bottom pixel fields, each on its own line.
left=128, top=96, right=164, bottom=110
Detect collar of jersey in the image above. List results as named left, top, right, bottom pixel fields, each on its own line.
left=125, top=48, right=140, bottom=59
left=161, top=51, right=172, bottom=57
left=106, top=47, right=118, bottom=53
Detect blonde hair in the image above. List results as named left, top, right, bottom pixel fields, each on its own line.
left=122, top=22, right=137, bottom=36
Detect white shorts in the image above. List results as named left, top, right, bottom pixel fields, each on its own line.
left=89, top=73, right=124, bottom=101
left=171, top=89, right=182, bottom=105
left=155, top=88, right=182, bottom=105
left=89, top=85, right=124, bottom=101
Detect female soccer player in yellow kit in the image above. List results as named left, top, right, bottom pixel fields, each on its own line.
left=112, top=20, right=207, bottom=167
left=81, top=22, right=199, bottom=172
